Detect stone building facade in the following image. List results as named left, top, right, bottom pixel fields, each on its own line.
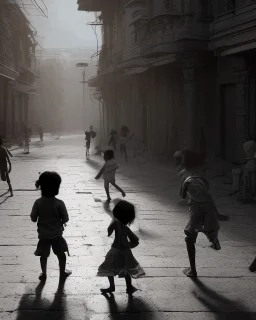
left=78, top=0, right=256, bottom=164
left=0, top=1, right=39, bottom=142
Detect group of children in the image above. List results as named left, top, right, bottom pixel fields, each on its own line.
left=1, top=137, right=255, bottom=294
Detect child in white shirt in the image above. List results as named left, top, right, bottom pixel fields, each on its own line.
left=95, top=150, right=126, bottom=203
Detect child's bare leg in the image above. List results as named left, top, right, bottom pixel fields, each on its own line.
left=6, top=173, right=13, bottom=196
left=249, top=257, right=256, bottom=272
left=111, top=182, right=126, bottom=197
left=57, top=253, right=72, bottom=278
left=104, top=181, right=111, bottom=202
left=39, top=257, right=47, bottom=281
left=101, top=276, right=115, bottom=293
left=183, top=232, right=197, bottom=278
left=124, top=272, right=138, bottom=295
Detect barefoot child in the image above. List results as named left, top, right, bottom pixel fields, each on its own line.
left=179, top=157, right=221, bottom=278
left=97, top=200, right=145, bottom=294
left=31, top=171, right=72, bottom=281
left=95, top=149, right=126, bottom=202
left=0, top=138, right=13, bottom=196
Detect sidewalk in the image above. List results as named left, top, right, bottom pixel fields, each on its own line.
left=0, top=134, right=255, bottom=320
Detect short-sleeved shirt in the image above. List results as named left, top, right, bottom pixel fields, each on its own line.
left=103, top=160, right=118, bottom=182
left=30, top=197, right=69, bottom=240
left=0, top=147, right=8, bottom=170
left=108, top=219, right=139, bottom=250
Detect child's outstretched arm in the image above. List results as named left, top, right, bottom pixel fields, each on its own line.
left=95, top=164, right=106, bottom=180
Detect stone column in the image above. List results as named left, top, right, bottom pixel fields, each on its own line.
left=232, top=57, right=249, bottom=162
left=182, top=55, right=198, bottom=150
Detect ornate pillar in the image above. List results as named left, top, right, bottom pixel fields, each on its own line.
left=232, top=57, right=249, bottom=162
left=182, top=55, right=198, bottom=150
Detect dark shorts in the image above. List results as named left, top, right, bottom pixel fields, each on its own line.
left=86, top=141, right=91, bottom=149
left=34, top=237, right=69, bottom=257
left=184, top=203, right=220, bottom=244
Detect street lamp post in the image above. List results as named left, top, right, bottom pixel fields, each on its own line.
left=76, top=62, right=89, bottom=130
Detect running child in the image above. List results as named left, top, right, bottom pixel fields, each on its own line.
left=179, top=150, right=221, bottom=279
left=97, top=200, right=145, bottom=294
left=31, top=171, right=72, bottom=281
left=0, top=138, right=13, bottom=196
left=95, top=149, right=126, bottom=203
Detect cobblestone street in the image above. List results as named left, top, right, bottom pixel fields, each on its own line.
left=0, top=135, right=255, bottom=320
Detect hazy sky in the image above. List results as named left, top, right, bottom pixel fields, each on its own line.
left=29, top=0, right=101, bottom=49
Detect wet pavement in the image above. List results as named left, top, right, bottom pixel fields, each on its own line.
left=0, top=134, right=256, bottom=320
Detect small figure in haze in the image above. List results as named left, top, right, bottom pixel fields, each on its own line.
left=0, top=138, right=13, bottom=196
left=249, top=257, right=256, bottom=272
left=179, top=150, right=222, bottom=278
left=174, top=150, right=183, bottom=173
left=24, top=126, right=30, bottom=154
left=119, top=126, right=134, bottom=163
left=38, top=123, right=44, bottom=146
left=95, top=149, right=126, bottom=203
left=108, top=129, right=118, bottom=151
left=28, top=126, right=32, bottom=142
left=84, top=126, right=96, bottom=158
left=31, top=171, right=72, bottom=281
left=97, top=200, right=145, bottom=294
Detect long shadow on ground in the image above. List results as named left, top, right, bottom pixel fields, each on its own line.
left=192, top=278, right=256, bottom=319
left=101, top=293, right=158, bottom=320
left=15, top=278, right=67, bottom=320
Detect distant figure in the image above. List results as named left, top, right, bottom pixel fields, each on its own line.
left=24, top=126, right=30, bottom=154
left=95, top=149, right=126, bottom=203
left=179, top=151, right=222, bottom=279
left=119, top=126, right=134, bottom=163
left=85, top=127, right=96, bottom=158
left=108, top=130, right=117, bottom=151
left=174, top=150, right=183, bottom=173
left=38, top=123, right=44, bottom=146
left=31, top=171, right=72, bottom=281
left=97, top=200, right=145, bottom=294
left=0, top=138, right=13, bottom=197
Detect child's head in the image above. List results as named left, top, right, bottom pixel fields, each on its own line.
left=174, top=150, right=182, bottom=166
left=35, top=171, right=62, bottom=197
left=113, top=200, right=136, bottom=226
left=104, top=149, right=114, bottom=161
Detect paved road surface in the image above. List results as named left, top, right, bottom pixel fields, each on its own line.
left=0, top=135, right=255, bottom=320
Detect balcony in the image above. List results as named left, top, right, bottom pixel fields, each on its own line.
left=77, top=0, right=102, bottom=12
left=19, top=51, right=40, bottom=76
left=141, top=14, right=178, bottom=57
left=209, top=2, right=256, bottom=55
